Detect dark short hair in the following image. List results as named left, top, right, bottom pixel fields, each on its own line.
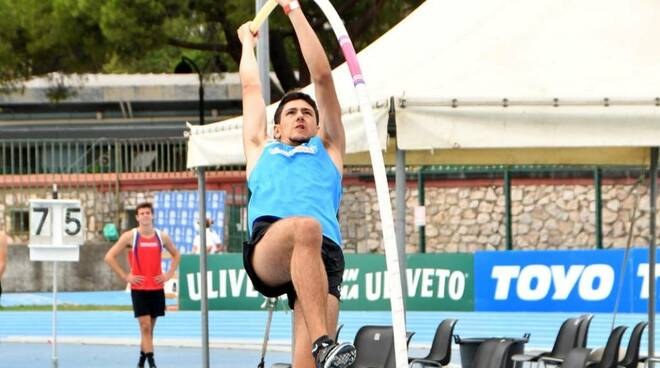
left=136, top=202, right=153, bottom=213
left=273, top=91, right=319, bottom=125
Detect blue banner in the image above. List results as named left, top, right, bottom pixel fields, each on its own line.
left=153, top=190, right=225, bottom=254
left=474, top=248, right=658, bottom=313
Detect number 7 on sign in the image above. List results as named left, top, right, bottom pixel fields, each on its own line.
left=32, top=207, right=51, bottom=236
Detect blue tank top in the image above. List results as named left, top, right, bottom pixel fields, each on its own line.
left=248, top=136, right=342, bottom=246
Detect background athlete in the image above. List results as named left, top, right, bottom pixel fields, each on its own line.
left=105, top=202, right=180, bottom=368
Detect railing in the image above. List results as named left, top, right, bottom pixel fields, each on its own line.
left=0, top=137, right=188, bottom=175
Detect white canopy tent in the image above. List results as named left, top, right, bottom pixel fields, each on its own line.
left=187, top=0, right=660, bottom=167
left=186, top=0, right=660, bottom=356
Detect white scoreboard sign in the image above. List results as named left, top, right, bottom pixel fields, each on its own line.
left=29, top=199, right=85, bottom=262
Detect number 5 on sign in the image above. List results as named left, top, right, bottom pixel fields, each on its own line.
left=29, top=200, right=85, bottom=247
left=63, top=207, right=82, bottom=238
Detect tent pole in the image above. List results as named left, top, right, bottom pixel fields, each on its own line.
left=394, top=97, right=408, bottom=311
left=417, top=166, right=426, bottom=253
left=197, top=168, right=210, bottom=368
left=181, top=53, right=211, bottom=368
left=650, top=147, right=658, bottom=362
left=595, top=167, right=603, bottom=249
left=395, top=147, right=407, bottom=304
left=504, top=168, right=513, bottom=250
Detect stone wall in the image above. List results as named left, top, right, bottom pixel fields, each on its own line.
left=3, top=242, right=126, bottom=292
left=2, top=181, right=659, bottom=257
left=340, top=182, right=660, bottom=253
left=1, top=188, right=157, bottom=244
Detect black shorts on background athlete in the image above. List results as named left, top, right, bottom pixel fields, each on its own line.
left=130, top=289, right=166, bottom=318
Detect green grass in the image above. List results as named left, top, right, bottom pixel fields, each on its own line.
left=0, top=304, right=132, bottom=311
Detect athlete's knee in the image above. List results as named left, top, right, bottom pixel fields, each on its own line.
left=291, top=217, right=322, bottom=243
left=138, top=320, right=152, bottom=335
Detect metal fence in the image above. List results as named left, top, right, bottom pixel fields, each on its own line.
left=0, top=137, right=204, bottom=241
left=0, top=137, right=188, bottom=175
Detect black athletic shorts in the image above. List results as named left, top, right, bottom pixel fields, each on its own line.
left=131, top=289, right=166, bottom=318
left=243, top=216, right=345, bottom=310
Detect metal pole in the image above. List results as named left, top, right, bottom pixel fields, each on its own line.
left=256, top=0, right=271, bottom=103
left=594, top=167, right=603, bottom=249
left=255, top=1, right=277, bottom=359
left=395, top=146, right=407, bottom=307
left=198, top=168, right=209, bottom=368
left=198, top=77, right=204, bottom=127
left=417, top=167, right=426, bottom=253
left=649, top=147, right=658, bottom=363
left=504, top=169, right=513, bottom=250
left=183, top=55, right=210, bottom=368
left=197, top=63, right=210, bottom=368
left=395, top=149, right=406, bottom=251
left=52, top=261, right=58, bottom=368
left=51, top=184, right=58, bottom=368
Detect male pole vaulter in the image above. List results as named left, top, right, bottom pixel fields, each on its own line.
left=237, top=1, right=356, bottom=367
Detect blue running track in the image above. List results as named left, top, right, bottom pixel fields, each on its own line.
left=0, top=291, right=656, bottom=367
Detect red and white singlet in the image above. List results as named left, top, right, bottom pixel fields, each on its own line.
left=128, top=229, right=164, bottom=291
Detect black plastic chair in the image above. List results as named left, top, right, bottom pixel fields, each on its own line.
left=351, top=325, right=414, bottom=368
left=577, top=314, right=594, bottom=348
left=560, top=348, right=592, bottom=368
left=544, top=315, right=595, bottom=367
left=472, top=338, right=519, bottom=368
left=585, top=325, right=627, bottom=368
left=408, top=319, right=458, bottom=367
left=511, top=317, right=581, bottom=367
left=618, top=321, right=647, bottom=368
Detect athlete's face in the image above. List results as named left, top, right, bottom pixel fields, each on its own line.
left=274, top=99, right=318, bottom=145
left=135, top=208, right=153, bottom=227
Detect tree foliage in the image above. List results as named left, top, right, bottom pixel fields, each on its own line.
left=0, top=0, right=423, bottom=98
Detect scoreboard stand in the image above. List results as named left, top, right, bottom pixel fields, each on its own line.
left=28, top=197, right=85, bottom=368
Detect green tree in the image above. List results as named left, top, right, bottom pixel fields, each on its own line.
left=0, top=0, right=422, bottom=99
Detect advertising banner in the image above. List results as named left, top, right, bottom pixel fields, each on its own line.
left=179, top=248, right=658, bottom=312
left=474, top=248, right=656, bottom=313
left=179, top=253, right=474, bottom=311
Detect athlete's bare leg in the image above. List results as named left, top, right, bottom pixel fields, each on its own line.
left=137, top=315, right=154, bottom=353
left=251, top=217, right=330, bottom=343
left=292, top=296, right=339, bottom=367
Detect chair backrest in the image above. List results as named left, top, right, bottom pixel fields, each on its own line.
left=352, top=325, right=414, bottom=368
left=352, top=325, right=394, bottom=368
left=335, top=323, right=344, bottom=341
left=425, top=319, right=458, bottom=364
left=597, top=325, right=628, bottom=368
left=472, top=339, right=517, bottom=368
left=618, top=321, right=648, bottom=368
left=560, top=348, right=592, bottom=368
left=550, top=318, right=582, bottom=358
left=577, top=314, right=594, bottom=348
